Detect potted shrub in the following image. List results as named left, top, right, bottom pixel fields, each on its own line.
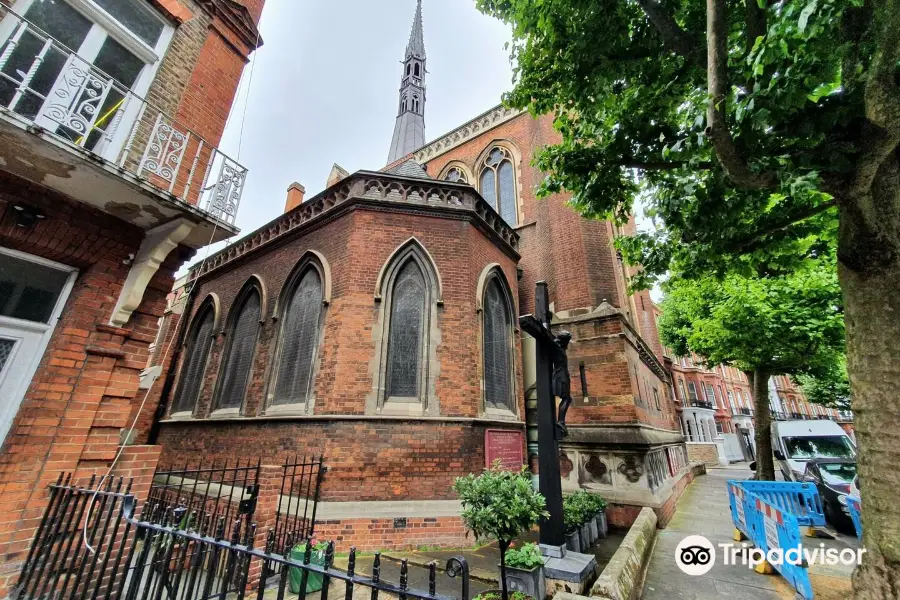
left=288, top=538, right=329, bottom=594
left=454, top=462, right=548, bottom=600
left=562, top=497, right=581, bottom=552
left=572, top=491, right=596, bottom=547
left=503, top=542, right=546, bottom=600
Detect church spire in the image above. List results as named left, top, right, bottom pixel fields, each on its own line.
left=387, top=0, right=427, bottom=165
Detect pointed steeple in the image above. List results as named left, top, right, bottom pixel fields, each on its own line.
left=387, top=1, right=427, bottom=164
left=406, top=0, right=425, bottom=59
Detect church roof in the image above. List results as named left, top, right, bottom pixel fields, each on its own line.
left=405, top=0, right=426, bottom=59
left=385, top=158, right=430, bottom=179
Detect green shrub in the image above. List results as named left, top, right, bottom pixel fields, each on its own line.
left=504, top=542, right=544, bottom=570
left=453, top=462, right=548, bottom=600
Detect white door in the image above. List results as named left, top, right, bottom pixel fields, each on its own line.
left=0, top=248, right=76, bottom=447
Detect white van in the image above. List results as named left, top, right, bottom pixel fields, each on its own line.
left=771, top=420, right=857, bottom=481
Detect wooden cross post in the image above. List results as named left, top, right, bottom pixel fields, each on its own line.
left=519, top=281, right=565, bottom=547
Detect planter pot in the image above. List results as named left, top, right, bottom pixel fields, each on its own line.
left=580, top=523, right=591, bottom=552
left=288, top=548, right=325, bottom=594
left=597, top=510, right=608, bottom=537
left=565, top=530, right=580, bottom=553
left=588, top=518, right=598, bottom=543
left=502, top=564, right=546, bottom=600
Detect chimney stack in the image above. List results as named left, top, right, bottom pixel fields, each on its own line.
left=284, top=182, right=305, bottom=213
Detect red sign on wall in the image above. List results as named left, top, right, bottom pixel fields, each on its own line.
left=485, top=429, right=525, bottom=471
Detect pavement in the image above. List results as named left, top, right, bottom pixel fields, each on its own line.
left=641, top=464, right=858, bottom=600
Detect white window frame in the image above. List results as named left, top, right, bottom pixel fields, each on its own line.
left=0, top=247, right=77, bottom=441
left=0, top=0, right=174, bottom=159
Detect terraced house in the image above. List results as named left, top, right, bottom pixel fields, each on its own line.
left=0, top=0, right=264, bottom=590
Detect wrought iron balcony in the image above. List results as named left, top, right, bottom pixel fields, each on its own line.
left=739, top=407, right=752, bottom=416
left=0, top=6, right=246, bottom=228
left=688, top=399, right=714, bottom=410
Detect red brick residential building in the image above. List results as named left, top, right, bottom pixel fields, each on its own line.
left=0, top=0, right=264, bottom=590
left=141, top=2, right=693, bottom=545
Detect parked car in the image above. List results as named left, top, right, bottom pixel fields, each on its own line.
left=802, top=458, right=857, bottom=534
left=771, top=420, right=856, bottom=481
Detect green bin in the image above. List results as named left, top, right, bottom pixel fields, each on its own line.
left=288, top=546, right=325, bottom=594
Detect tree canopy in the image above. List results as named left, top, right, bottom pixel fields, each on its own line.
left=476, top=0, right=894, bottom=283
left=658, top=259, right=845, bottom=374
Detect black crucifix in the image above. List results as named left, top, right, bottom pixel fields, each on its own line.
left=519, top=281, right=573, bottom=548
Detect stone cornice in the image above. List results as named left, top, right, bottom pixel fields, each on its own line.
left=414, top=104, right=523, bottom=163
left=190, top=171, right=520, bottom=281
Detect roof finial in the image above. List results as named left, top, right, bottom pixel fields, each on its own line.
left=405, top=0, right=425, bottom=59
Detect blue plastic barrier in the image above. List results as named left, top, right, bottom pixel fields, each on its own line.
left=750, top=494, right=815, bottom=600
left=726, top=481, right=817, bottom=600
left=846, top=495, right=862, bottom=539
left=740, top=481, right=826, bottom=527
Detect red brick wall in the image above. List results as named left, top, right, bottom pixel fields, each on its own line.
left=423, top=113, right=630, bottom=317
left=163, top=207, right=520, bottom=421
left=156, top=420, right=522, bottom=502
left=316, top=516, right=469, bottom=553
left=0, top=173, right=179, bottom=578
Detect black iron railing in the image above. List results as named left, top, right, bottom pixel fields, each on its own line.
left=145, top=459, right=260, bottom=543
left=739, top=407, right=752, bottom=415
left=272, top=456, right=324, bottom=560
left=689, top=400, right=714, bottom=410
left=16, top=475, right=137, bottom=600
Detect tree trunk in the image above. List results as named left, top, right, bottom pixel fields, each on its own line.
left=839, top=244, right=900, bottom=599
left=751, top=368, right=775, bottom=481
left=499, top=539, right=511, bottom=600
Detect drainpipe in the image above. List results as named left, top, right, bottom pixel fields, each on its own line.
left=522, top=333, right=539, bottom=490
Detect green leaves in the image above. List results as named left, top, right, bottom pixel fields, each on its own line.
left=476, top=0, right=866, bottom=283
left=562, top=490, right=605, bottom=533
left=504, top=543, right=545, bottom=570
left=658, top=257, right=844, bottom=375
left=452, top=462, right=549, bottom=546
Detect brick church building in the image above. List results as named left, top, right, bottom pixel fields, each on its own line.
left=143, top=1, right=695, bottom=549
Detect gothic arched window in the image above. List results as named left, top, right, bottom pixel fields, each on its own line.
left=412, top=94, right=420, bottom=113
left=414, top=63, right=420, bottom=77
left=271, top=267, right=323, bottom=406
left=386, top=260, right=427, bottom=399
left=444, top=167, right=468, bottom=184
left=214, top=286, right=261, bottom=411
left=172, top=302, right=215, bottom=414
left=483, top=276, right=514, bottom=411
left=479, top=146, right=517, bottom=225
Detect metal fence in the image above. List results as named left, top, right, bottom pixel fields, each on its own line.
left=16, top=474, right=137, bottom=600
left=272, top=456, right=324, bottom=558
left=145, top=459, right=261, bottom=545
left=17, top=471, right=471, bottom=600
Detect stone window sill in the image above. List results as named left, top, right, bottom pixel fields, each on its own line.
left=264, top=402, right=310, bottom=416
left=209, top=407, right=241, bottom=418
left=482, top=406, right=519, bottom=421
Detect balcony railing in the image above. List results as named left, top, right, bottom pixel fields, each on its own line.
left=688, top=399, right=714, bottom=410
left=0, top=6, right=246, bottom=225
left=739, top=407, right=752, bottom=416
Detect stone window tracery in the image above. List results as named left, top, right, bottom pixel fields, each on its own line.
left=483, top=276, right=514, bottom=411
left=478, top=146, right=518, bottom=225
left=444, top=167, right=468, bottom=184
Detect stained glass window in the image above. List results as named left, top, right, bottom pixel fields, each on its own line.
left=483, top=279, right=513, bottom=410
left=172, top=306, right=214, bottom=413
left=444, top=167, right=468, bottom=183
left=386, top=261, right=426, bottom=399
left=272, top=269, right=322, bottom=405
left=479, top=147, right=518, bottom=225
left=215, top=291, right=261, bottom=410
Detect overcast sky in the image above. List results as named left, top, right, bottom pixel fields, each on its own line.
left=189, top=0, right=513, bottom=268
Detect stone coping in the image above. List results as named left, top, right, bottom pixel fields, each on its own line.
left=159, top=414, right=526, bottom=427
left=561, top=424, right=685, bottom=447
left=590, top=506, right=658, bottom=600
left=190, top=170, right=519, bottom=281
left=413, top=104, right=523, bottom=162
left=315, top=499, right=463, bottom=520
